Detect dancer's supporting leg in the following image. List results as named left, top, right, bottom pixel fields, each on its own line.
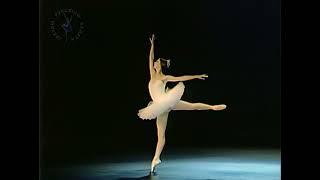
left=151, top=111, right=169, bottom=173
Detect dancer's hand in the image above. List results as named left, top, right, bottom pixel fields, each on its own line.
left=195, top=74, right=208, bottom=80
left=149, top=34, right=155, bottom=45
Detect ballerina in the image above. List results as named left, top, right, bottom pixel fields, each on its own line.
left=138, top=34, right=227, bottom=173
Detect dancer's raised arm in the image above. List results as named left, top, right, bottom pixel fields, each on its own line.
left=149, top=34, right=156, bottom=77
left=165, top=74, right=208, bottom=82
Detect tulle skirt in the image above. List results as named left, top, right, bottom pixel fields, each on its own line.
left=138, top=82, right=185, bottom=120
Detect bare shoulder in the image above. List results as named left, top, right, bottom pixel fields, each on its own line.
left=160, top=74, right=169, bottom=81
left=152, top=74, right=167, bottom=82
left=163, top=74, right=174, bottom=80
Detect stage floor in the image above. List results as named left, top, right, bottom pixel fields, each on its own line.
left=42, top=149, right=280, bottom=180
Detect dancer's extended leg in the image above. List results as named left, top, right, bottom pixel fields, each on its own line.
left=173, top=100, right=226, bottom=111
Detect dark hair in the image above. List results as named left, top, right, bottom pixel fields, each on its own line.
left=159, top=58, right=170, bottom=68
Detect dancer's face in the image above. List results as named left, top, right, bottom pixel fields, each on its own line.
left=154, top=59, right=161, bottom=72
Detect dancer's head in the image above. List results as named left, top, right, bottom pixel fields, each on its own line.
left=154, top=58, right=170, bottom=73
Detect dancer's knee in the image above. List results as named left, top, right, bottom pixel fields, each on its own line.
left=158, top=135, right=166, bottom=142
left=193, top=103, right=201, bottom=110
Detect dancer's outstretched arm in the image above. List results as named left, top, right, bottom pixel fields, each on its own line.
left=149, top=34, right=156, bottom=77
left=166, top=74, right=208, bottom=82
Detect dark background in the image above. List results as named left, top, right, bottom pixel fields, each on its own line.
left=40, top=0, right=280, bottom=166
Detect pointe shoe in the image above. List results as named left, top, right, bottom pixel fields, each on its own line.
left=151, top=159, right=161, bottom=173
left=212, top=104, right=227, bottom=111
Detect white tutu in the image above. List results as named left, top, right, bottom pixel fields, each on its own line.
left=138, top=81, right=185, bottom=120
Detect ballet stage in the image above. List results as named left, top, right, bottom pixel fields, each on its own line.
left=41, top=149, right=280, bottom=180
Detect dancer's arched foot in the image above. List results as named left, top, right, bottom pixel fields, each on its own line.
left=151, top=159, right=162, bottom=173
left=211, top=104, right=227, bottom=111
